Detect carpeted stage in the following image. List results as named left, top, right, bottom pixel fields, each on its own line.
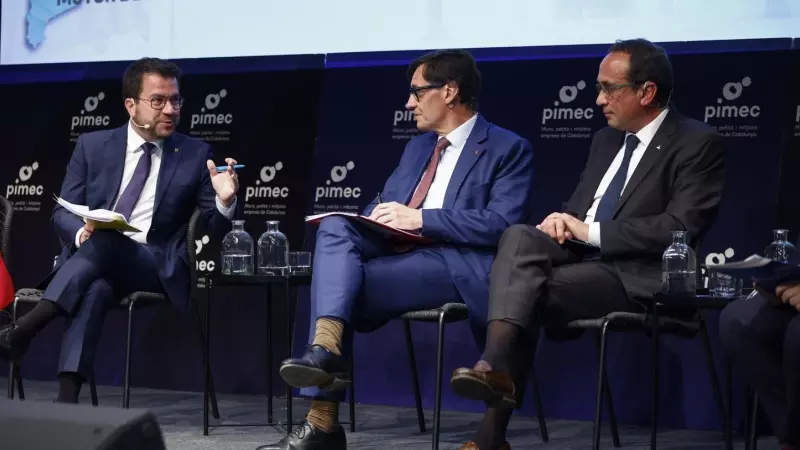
left=0, top=378, right=768, bottom=449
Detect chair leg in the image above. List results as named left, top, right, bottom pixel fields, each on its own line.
left=432, top=312, right=446, bottom=450
left=748, top=392, right=759, bottom=450
left=650, top=307, right=660, bottom=450
left=403, top=319, right=426, bottom=433
left=193, top=305, right=220, bottom=419
left=530, top=367, right=549, bottom=442
left=8, top=299, right=17, bottom=399
left=89, top=374, right=99, bottom=407
left=123, top=304, right=134, bottom=409
left=698, top=317, right=733, bottom=450
left=349, top=355, right=356, bottom=433
left=7, top=361, right=14, bottom=399
left=594, top=331, right=621, bottom=447
left=13, top=365, right=24, bottom=400
left=593, top=319, right=611, bottom=450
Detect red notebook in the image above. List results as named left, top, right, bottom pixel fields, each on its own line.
left=305, top=212, right=433, bottom=244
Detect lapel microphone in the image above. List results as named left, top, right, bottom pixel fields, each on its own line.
left=130, top=118, right=151, bottom=130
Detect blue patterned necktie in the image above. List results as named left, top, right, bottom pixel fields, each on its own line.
left=594, top=134, right=640, bottom=222
left=114, top=142, right=155, bottom=220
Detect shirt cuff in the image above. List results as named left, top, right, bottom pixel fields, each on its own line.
left=215, top=195, right=237, bottom=219
left=588, top=222, right=602, bottom=247
left=74, top=227, right=84, bottom=248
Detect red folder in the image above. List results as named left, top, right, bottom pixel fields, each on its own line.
left=305, top=212, right=433, bottom=244
left=0, top=253, right=14, bottom=311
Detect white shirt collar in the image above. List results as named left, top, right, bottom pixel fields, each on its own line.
left=440, top=113, right=478, bottom=149
left=628, top=108, right=669, bottom=148
left=126, top=121, right=164, bottom=152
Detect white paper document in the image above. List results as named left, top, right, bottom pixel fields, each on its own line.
left=54, top=196, right=141, bottom=232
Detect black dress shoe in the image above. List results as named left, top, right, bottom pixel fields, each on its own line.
left=256, top=420, right=346, bottom=450
left=0, top=323, right=26, bottom=362
left=279, top=345, right=350, bottom=391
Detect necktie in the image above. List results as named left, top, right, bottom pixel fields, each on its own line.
left=408, top=137, right=450, bottom=209
left=114, top=142, right=155, bottom=220
left=593, top=134, right=640, bottom=222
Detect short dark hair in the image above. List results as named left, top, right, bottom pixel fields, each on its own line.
left=608, top=38, right=673, bottom=108
left=122, top=57, right=182, bottom=100
left=407, top=49, right=481, bottom=111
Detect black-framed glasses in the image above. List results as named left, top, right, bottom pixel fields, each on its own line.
left=595, top=82, right=636, bottom=96
left=137, top=95, right=184, bottom=110
left=409, top=83, right=444, bottom=101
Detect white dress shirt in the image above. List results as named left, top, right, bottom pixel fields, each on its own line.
left=417, top=113, right=478, bottom=209
left=583, top=108, right=669, bottom=247
left=75, top=121, right=236, bottom=246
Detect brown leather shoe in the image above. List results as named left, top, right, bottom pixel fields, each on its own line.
left=450, top=367, right=516, bottom=408
left=459, top=441, right=511, bottom=450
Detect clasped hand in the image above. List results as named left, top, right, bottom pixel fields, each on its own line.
left=369, top=202, right=422, bottom=231
left=761, top=283, right=800, bottom=312
left=536, top=212, right=589, bottom=244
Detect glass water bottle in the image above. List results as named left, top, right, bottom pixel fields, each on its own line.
left=764, top=228, right=796, bottom=263
left=220, top=220, right=254, bottom=275
left=662, top=230, right=697, bottom=295
left=257, top=220, right=290, bottom=275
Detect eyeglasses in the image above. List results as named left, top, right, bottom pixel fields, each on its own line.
left=409, top=83, right=444, bottom=101
left=595, top=82, right=635, bottom=96
left=137, top=95, right=184, bottom=110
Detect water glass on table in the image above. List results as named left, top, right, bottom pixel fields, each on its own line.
left=709, top=272, right=743, bottom=298
left=289, top=252, right=312, bottom=274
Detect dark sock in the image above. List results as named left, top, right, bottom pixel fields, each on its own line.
left=13, top=300, right=64, bottom=344
left=56, top=372, right=84, bottom=404
left=473, top=407, right=513, bottom=450
left=478, top=320, right=522, bottom=372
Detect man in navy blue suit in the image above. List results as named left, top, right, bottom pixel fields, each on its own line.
left=0, top=57, right=239, bottom=403
left=260, top=50, right=535, bottom=450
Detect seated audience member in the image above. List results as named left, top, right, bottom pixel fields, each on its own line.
left=449, top=38, right=726, bottom=450
left=0, top=58, right=238, bottom=403
left=259, top=49, right=535, bottom=450
left=720, top=281, right=800, bottom=449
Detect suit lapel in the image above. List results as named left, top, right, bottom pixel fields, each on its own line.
left=442, top=115, right=488, bottom=209
left=105, top=126, right=129, bottom=209
left=154, top=134, right=183, bottom=213
left=399, top=133, right=438, bottom=204
left=612, top=110, right=679, bottom=217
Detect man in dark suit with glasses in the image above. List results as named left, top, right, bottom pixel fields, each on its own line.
left=450, top=39, right=726, bottom=450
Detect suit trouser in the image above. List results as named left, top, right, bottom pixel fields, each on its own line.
left=301, top=216, right=472, bottom=402
left=41, top=230, right=164, bottom=378
left=719, top=294, right=800, bottom=445
left=485, top=224, right=643, bottom=405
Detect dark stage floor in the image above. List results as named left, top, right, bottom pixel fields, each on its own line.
left=0, top=378, right=768, bottom=449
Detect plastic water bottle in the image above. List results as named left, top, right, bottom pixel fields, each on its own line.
left=257, top=220, right=290, bottom=275
left=662, top=230, right=696, bottom=295
left=220, top=220, right=254, bottom=275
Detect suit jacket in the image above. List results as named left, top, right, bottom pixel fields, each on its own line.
left=563, top=109, right=725, bottom=302
left=362, top=114, right=535, bottom=311
left=46, top=124, right=233, bottom=312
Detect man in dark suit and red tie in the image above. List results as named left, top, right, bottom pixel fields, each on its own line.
left=449, top=39, right=726, bottom=450
left=259, top=50, right=535, bottom=450
left=0, top=57, right=239, bottom=404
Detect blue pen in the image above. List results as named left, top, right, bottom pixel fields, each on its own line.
left=215, top=164, right=245, bottom=171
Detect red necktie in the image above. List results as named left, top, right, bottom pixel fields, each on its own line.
left=408, top=137, right=450, bottom=209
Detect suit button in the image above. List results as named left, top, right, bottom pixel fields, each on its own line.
left=150, top=228, right=156, bottom=232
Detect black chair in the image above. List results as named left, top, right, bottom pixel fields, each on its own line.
left=400, top=303, right=549, bottom=450
left=550, top=263, right=734, bottom=450
left=7, top=208, right=221, bottom=418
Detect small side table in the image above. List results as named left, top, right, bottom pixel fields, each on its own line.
left=202, top=272, right=311, bottom=436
